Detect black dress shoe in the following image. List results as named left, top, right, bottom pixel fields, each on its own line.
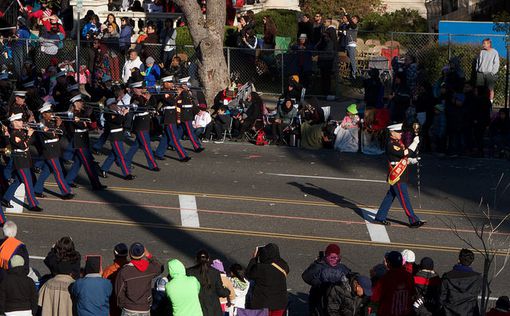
left=1, top=200, right=13, bottom=208
left=155, top=156, right=165, bottom=161
left=61, top=193, right=75, bottom=200
left=373, top=219, right=391, bottom=226
left=152, top=167, right=160, bottom=172
left=33, top=167, right=41, bottom=174
left=124, top=174, right=136, bottom=180
left=69, top=183, right=79, bottom=188
left=64, top=160, right=73, bottom=166
left=99, top=171, right=108, bottom=178
left=35, top=193, right=46, bottom=198
left=28, top=205, right=43, bottom=212
left=167, top=146, right=174, bottom=151
left=410, top=220, right=426, bottom=228
left=195, top=148, right=204, bottom=153
left=91, top=149, right=101, bottom=155
left=92, top=184, right=107, bottom=191
left=179, top=157, right=191, bottom=163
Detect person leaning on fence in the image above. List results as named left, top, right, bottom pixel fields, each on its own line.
left=476, top=38, right=500, bottom=104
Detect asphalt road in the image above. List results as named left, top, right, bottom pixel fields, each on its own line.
left=6, top=139, right=510, bottom=314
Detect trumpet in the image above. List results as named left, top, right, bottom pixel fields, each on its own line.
left=51, top=112, right=92, bottom=123
left=23, top=122, right=64, bottom=135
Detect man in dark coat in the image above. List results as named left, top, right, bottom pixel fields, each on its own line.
left=440, top=249, right=482, bottom=316
left=325, top=274, right=372, bottom=316
left=0, top=255, right=38, bottom=315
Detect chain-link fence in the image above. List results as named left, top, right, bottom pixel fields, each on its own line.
left=1, top=32, right=509, bottom=106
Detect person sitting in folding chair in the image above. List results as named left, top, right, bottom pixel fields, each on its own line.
left=204, top=106, right=232, bottom=143
left=271, top=98, right=298, bottom=146
left=237, top=92, right=265, bottom=140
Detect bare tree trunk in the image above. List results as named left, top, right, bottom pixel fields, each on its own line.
left=480, top=258, right=491, bottom=316
left=173, top=0, right=229, bottom=106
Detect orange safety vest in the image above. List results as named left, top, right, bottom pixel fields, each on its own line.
left=0, top=237, right=23, bottom=269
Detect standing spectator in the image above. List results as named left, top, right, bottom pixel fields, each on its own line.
left=429, top=103, right=447, bottom=155
left=302, top=244, right=351, bottom=316
left=476, top=38, right=499, bottom=104
left=38, top=270, right=75, bottom=316
left=211, top=259, right=236, bottom=314
left=0, top=255, right=38, bottom=316
left=104, top=13, right=120, bottom=33
left=160, top=18, right=176, bottom=67
left=43, top=236, right=81, bottom=279
left=440, top=249, right=482, bottom=316
left=371, top=251, right=415, bottom=316
left=401, top=249, right=417, bottom=275
left=115, top=242, right=163, bottom=316
left=122, top=49, right=144, bottom=83
left=186, top=250, right=230, bottom=316
left=325, top=274, right=373, bottom=316
left=344, top=11, right=359, bottom=79
left=93, top=39, right=111, bottom=87
left=0, top=221, right=29, bottom=275
left=13, top=17, right=31, bottom=78
left=103, top=243, right=129, bottom=316
left=297, top=14, right=313, bottom=42
left=337, top=14, right=349, bottom=52
left=102, top=23, right=121, bottom=82
left=413, top=257, right=441, bottom=316
left=311, top=13, right=324, bottom=47
left=486, top=296, right=510, bottom=316
left=316, top=30, right=335, bottom=96
left=166, top=259, right=203, bottom=316
left=324, top=17, right=338, bottom=50
left=364, top=68, right=384, bottom=108
left=143, top=56, right=161, bottom=87
left=246, top=243, right=289, bottom=316
left=72, top=256, right=112, bottom=316
left=290, top=34, right=313, bottom=89
left=228, top=264, right=250, bottom=312
left=446, top=85, right=465, bottom=157
left=119, top=17, right=133, bottom=54
left=404, top=54, right=418, bottom=98
left=262, top=16, right=277, bottom=50
left=82, top=15, right=100, bottom=39
left=471, top=86, right=492, bottom=157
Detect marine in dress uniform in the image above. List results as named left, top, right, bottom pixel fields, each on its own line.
left=125, top=81, right=160, bottom=171
left=374, top=123, right=425, bottom=228
left=33, top=102, right=74, bottom=199
left=175, top=78, right=203, bottom=153
left=64, top=95, right=107, bottom=190
left=99, top=98, right=135, bottom=180
left=154, top=75, right=190, bottom=162
left=2, top=112, right=42, bottom=213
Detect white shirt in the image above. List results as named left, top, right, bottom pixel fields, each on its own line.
left=193, top=111, right=211, bottom=128
left=122, top=57, right=143, bottom=83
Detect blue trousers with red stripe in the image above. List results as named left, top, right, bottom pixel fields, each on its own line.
left=181, top=121, right=202, bottom=151
left=34, top=158, right=72, bottom=195
left=375, top=182, right=420, bottom=224
left=65, top=148, right=101, bottom=187
left=126, top=130, right=158, bottom=170
left=155, top=124, right=188, bottom=160
left=3, top=168, right=39, bottom=209
left=101, top=140, right=130, bottom=176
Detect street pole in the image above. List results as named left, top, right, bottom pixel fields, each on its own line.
left=506, top=44, right=509, bottom=109
left=76, top=0, right=82, bottom=78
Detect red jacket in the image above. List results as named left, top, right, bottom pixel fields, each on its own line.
left=486, top=309, right=510, bottom=316
left=372, top=267, right=415, bottom=316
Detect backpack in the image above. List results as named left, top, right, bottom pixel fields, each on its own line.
left=255, top=130, right=268, bottom=146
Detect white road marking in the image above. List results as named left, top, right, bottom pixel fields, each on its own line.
left=6, top=184, right=25, bottom=214
left=362, top=208, right=391, bottom=243
left=29, top=256, right=45, bottom=260
left=179, top=195, right=200, bottom=228
left=265, top=172, right=386, bottom=184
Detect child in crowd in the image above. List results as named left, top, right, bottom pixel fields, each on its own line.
left=228, top=263, right=250, bottom=315
left=77, top=65, right=91, bottom=98
left=334, top=103, right=360, bottom=152
left=211, top=259, right=236, bottom=315
left=205, top=106, right=231, bottom=143
left=193, top=103, right=211, bottom=139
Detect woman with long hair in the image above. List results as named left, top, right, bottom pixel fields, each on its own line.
left=43, top=236, right=81, bottom=278
left=186, top=250, right=230, bottom=316
left=262, top=16, right=277, bottom=50
left=104, top=13, right=119, bottom=33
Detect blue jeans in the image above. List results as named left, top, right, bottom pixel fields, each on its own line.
left=126, top=130, right=158, bottom=170
left=347, top=46, right=357, bottom=77
left=121, top=309, right=150, bottom=316
left=375, top=182, right=420, bottom=224
left=155, top=124, right=188, bottom=160
left=101, top=140, right=130, bottom=176
left=34, top=158, right=72, bottom=195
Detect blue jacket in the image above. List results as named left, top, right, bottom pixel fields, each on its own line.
left=119, top=25, right=133, bottom=49
left=71, top=274, right=112, bottom=316
left=144, top=64, right=161, bottom=87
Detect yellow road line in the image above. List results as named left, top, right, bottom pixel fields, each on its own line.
left=10, top=212, right=506, bottom=255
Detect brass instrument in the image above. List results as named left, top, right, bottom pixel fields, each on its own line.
left=0, top=145, right=11, bottom=157
left=51, top=112, right=92, bottom=123
left=23, top=122, right=64, bottom=135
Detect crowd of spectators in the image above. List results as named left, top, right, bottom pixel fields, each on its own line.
left=0, top=221, right=509, bottom=316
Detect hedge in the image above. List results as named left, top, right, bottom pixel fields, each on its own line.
left=254, top=9, right=299, bottom=40
left=176, top=26, right=238, bottom=46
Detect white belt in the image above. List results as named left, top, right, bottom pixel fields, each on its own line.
left=13, top=149, right=28, bottom=153
left=390, top=161, right=398, bottom=166
left=135, top=112, right=149, bottom=117
left=182, top=105, right=193, bottom=109
left=163, top=106, right=176, bottom=110
left=75, top=129, right=87, bottom=133
left=44, top=138, right=59, bottom=144
left=110, top=128, right=123, bottom=133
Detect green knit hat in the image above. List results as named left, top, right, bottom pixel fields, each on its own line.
left=347, top=104, right=358, bottom=115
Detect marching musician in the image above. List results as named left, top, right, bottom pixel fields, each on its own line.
left=99, top=98, right=135, bottom=180
left=154, top=75, right=190, bottom=162
left=175, top=78, right=204, bottom=153
left=125, top=81, right=160, bottom=172
left=64, top=95, right=107, bottom=190
left=373, top=123, right=425, bottom=228
left=33, top=102, right=74, bottom=199
left=9, top=91, right=35, bottom=122
left=2, top=112, right=42, bottom=213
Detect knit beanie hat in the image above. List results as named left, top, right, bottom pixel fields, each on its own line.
left=84, top=256, right=101, bottom=274
left=114, top=243, right=128, bottom=257
left=386, top=251, right=403, bottom=268
left=420, top=257, right=434, bottom=270
left=10, top=255, right=24, bottom=268
left=130, top=242, right=145, bottom=260
left=401, top=249, right=415, bottom=263
left=325, top=244, right=341, bottom=257
left=211, top=259, right=225, bottom=273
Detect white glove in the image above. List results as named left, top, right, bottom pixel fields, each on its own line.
left=408, top=136, right=420, bottom=152
left=408, top=157, right=420, bottom=165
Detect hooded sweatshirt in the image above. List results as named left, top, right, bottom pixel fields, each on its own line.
left=122, top=56, right=144, bottom=83
left=165, top=259, right=203, bottom=316
left=440, top=264, right=482, bottom=316
left=114, top=255, right=162, bottom=312
left=246, top=243, right=290, bottom=310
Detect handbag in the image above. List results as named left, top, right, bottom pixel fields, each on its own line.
left=236, top=307, right=269, bottom=316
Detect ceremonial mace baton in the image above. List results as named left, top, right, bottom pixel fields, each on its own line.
left=412, top=122, right=422, bottom=209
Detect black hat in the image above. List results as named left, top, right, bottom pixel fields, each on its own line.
left=495, top=296, right=510, bottom=311
left=386, top=251, right=403, bottom=268
left=420, top=257, right=434, bottom=270
left=129, top=242, right=145, bottom=260
left=84, top=256, right=101, bottom=274
left=114, top=243, right=128, bottom=257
